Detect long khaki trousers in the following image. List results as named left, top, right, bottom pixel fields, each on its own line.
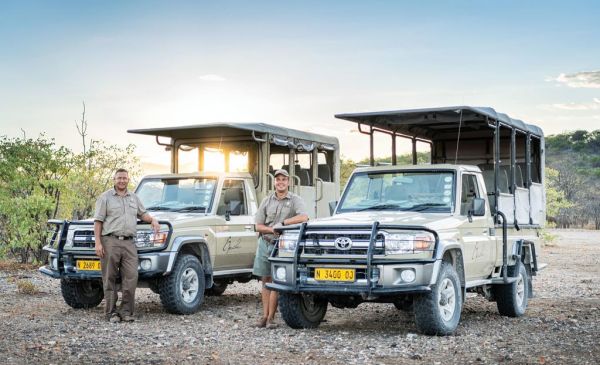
left=100, top=236, right=138, bottom=317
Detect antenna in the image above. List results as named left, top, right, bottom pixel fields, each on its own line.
left=454, top=109, right=463, bottom=165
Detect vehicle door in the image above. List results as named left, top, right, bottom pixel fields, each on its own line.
left=214, top=178, right=257, bottom=270
left=459, top=173, right=496, bottom=280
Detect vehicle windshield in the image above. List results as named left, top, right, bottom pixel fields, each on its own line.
left=337, top=171, right=455, bottom=213
left=136, top=177, right=217, bottom=212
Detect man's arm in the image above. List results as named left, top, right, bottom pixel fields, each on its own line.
left=256, top=223, right=275, bottom=235
left=94, top=221, right=104, bottom=258
left=141, top=212, right=160, bottom=233
left=282, top=213, right=309, bottom=226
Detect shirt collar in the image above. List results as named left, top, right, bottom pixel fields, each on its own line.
left=111, top=187, right=131, bottom=196
left=273, top=191, right=290, bottom=201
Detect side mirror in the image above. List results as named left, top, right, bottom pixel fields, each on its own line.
left=470, top=198, right=486, bottom=217
left=328, top=201, right=338, bottom=216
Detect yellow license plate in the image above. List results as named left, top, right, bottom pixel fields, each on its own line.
left=314, top=268, right=355, bottom=282
left=76, top=260, right=101, bottom=271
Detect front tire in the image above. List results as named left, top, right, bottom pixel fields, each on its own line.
left=60, top=279, right=104, bottom=309
left=279, top=293, right=328, bottom=329
left=414, top=262, right=462, bottom=335
left=494, top=263, right=529, bottom=317
left=158, top=255, right=205, bottom=314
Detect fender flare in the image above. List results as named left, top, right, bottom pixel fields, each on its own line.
left=165, top=237, right=213, bottom=278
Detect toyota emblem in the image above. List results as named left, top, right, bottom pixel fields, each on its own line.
left=334, top=237, right=353, bottom=250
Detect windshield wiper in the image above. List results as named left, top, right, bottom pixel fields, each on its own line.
left=146, top=205, right=174, bottom=211
left=357, top=203, right=402, bottom=211
left=404, top=203, right=447, bottom=211
left=174, top=206, right=207, bottom=212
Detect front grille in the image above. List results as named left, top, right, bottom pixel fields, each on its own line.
left=73, top=230, right=95, bottom=248
left=301, top=231, right=385, bottom=256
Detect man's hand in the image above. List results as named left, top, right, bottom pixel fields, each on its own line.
left=95, top=240, right=105, bottom=258
left=150, top=218, right=160, bottom=234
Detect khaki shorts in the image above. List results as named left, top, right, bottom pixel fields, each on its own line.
left=252, top=236, right=275, bottom=277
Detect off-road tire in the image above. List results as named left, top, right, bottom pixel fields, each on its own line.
left=60, top=279, right=104, bottom=309
left=158, top=254, right=205, bottom=314
left=279, top=293, right=328, bottom=329
left=393, top=298, right=414, bottom=312
left=494, top=263, right=529, bottom=317
left=148, top=280, right=160, bottom=294
left=205, top=280, right=228, bottom=296
left=414, top=262, right=462, bottom=335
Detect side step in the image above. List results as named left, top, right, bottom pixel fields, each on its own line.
left=465, top=277, right=519, bottom=288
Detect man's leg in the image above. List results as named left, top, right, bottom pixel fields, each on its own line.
left=259, top=276, right=272, bottom=326
left=100, top=237, right=120, bottom=319
left=253, top=237, right=275, bottom=327
left=119, top=239, right=139, bottom=320
left=266, top=276, right=278, bottom=321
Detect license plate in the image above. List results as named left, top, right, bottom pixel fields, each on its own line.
left=76, top=260, right=101, bottom=271
left=314, top=268, right=355, bottom=282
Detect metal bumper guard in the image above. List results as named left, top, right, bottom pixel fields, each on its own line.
left=267, top=221, right=438, bottom=297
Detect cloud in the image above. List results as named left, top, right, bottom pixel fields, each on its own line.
left=551, top=98, right=600, bottom=111
left=552, top=70, right=600, bottom=88
left=198, top=74, right=226, bottom=82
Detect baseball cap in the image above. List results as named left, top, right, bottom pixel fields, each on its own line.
left=273, top=169, right=289, bottom=177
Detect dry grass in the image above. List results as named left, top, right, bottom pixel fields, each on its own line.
left=0, top=260, right=39, bottom=271
left=16, top=279, right=39, bottom=295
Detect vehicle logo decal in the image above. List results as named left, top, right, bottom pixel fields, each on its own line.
left=334, top=237, right=353, bottom=250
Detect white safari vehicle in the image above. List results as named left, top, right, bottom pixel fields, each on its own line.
left=40, top=123, right=340, bottom=314
left=268, top=107, right=546, bottom=335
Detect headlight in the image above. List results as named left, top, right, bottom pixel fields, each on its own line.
left=383, top=230, right=435, bottom=255
left=278, top=231, right=300, bottom=253
left=135, top=230, right=169, bottom=249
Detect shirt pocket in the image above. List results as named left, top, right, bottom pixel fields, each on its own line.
left=107, top=200, right=122, bottom=216
left=280, top=205, right=291, bottom=220
left=128, top=200, right=138, bottom=216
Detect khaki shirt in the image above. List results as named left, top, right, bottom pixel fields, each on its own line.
left=255, top=191, right=307, bottom=242
left=94, top=188, right=147, bottom=237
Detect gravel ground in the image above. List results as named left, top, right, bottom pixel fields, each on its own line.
left=1, top=229, right=599, bottom=364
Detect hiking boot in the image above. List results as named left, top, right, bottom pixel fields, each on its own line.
left=108, top=313, right=121, bottom=323
left=121, top=315, right=135, bottom=322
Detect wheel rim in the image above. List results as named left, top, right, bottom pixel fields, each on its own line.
left=438, top=278, right=456, bottom=322
left=516, top=273, right=525, bottom=307
left=180, top=268, right=199, bottom=303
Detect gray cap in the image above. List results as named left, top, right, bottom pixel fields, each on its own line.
left=273, top=169, right=289, bottom=177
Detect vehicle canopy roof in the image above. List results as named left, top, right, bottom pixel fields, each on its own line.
left=128, top=122, right=338, bottom=147
left=335, top=106, right=543, bottom=140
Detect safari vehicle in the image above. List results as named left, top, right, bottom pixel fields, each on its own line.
left=39, top=123, right=340, bottom=314
left=268, top=106, right=545, bottom=335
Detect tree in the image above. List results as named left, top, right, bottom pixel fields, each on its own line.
left=0, top=135, right=73, bottom=262
left=66, top=140, right=140, bottom=220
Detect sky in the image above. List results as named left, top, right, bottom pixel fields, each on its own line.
left=1, top=0, right=599, bottom=172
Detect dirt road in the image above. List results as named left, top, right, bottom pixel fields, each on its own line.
left=1, top=229, right=598, bottom=364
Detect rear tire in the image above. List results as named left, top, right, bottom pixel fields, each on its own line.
left=158, top=255, right=205, bottom=314
left=279, top=293, right=327, bottom=329
left=60, top=279, right=104, bottom=309
left=414, top=262, right=462, bottom=335
left=494, top=263, right=529, bottom=317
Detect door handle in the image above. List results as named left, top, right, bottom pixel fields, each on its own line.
left=244, top=225, right=254, bottom=231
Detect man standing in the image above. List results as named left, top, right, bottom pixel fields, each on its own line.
left=253, top=169, right=308, bottom=328
left=94, top=168, right=160, bottom=322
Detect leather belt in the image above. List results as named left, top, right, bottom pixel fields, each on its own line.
left=105, top=234, right=134, bottom=240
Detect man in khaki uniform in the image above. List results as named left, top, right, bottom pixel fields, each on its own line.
left=253, top=169, right=308, bottom=328
left=94, top=168, right=159, bottom=322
